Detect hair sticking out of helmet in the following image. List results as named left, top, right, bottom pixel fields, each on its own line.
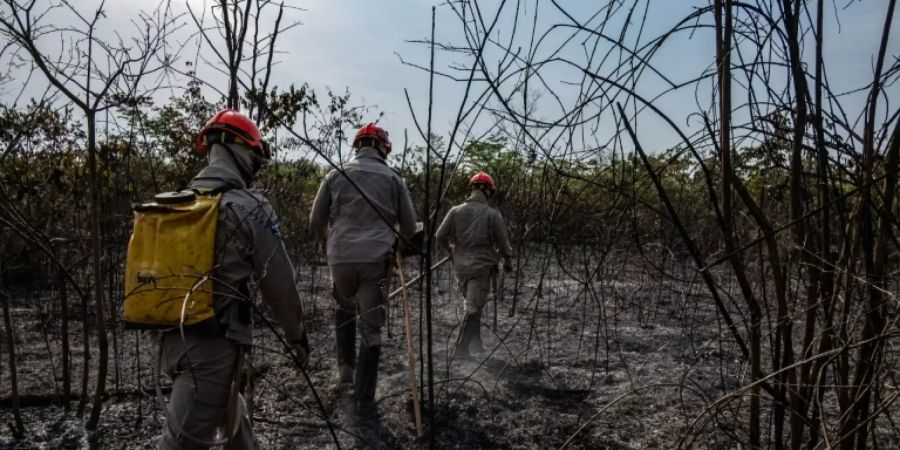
left=196, top=109, right=270, bottom=159
left=352, top=123, right=392, bottom=155
left=468, top=171, right=496, bottom=191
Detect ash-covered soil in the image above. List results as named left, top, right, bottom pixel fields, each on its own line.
left=2, top=259, right=894, bottom=449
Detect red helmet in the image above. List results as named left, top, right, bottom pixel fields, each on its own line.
left=469, top=171, right=495, bottom=190
left=352, top=123, right=392, bottom=153
left=196, top=109, right=268, bottom=157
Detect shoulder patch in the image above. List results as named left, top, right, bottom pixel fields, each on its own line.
left=251, top=205, right=280, bottom=237
left=225, top=189, right=282, bottom=237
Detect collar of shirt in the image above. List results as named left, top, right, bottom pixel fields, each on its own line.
left=466, top=190, right=489, bottom=204
left=190, top=153, right=248, bottom=191
left=354, top=146, right=386, bottom=163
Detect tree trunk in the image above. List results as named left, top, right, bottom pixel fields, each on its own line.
left=1, top=275, right=25, bottom=437
left=85, top=111, right=109, bottom=431
left=77, top=207, right=90, bottom=417
left=714, top=2, right=760, bottom=448
left=59, top=263, right=71, bottom=410
left=806, top=1, right=835, bottom=446
left=849, top=2, right=896, bottom=448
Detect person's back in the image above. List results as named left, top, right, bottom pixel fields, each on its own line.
left=189, top=161, right=304, bottom=344
left=137, top=109, right=309, bottom=450
left=436, top=172, right=513, bottom=361
left=309, top=123, right=416, bottom=413
left=440, top=191, right=510, bottom=280
left=316, top=146, right=415, bottom=265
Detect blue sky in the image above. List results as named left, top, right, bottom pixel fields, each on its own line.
left=271, top=0, right=898, bottom=156
left=9, top=0, right=900, bottom=160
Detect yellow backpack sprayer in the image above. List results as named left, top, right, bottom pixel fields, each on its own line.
left=123, top=189, right=226, bottom=328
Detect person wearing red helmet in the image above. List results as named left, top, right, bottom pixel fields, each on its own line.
left=309, top=122, right=417, bottom=413
left=157, top=109, right=309, bottom=449
left=436, top=171, right=514, bottom=360
left=351, top=122, right=392, bottom=156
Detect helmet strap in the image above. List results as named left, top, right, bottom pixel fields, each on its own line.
left=260, top=140, right=272, bottom=160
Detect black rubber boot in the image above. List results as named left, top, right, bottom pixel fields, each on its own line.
left=335, top=309, right=356, bottom=389
left=355, top=345, right=381, bottom=414
left=469, top=309, right=486, bottom=354
left=456, top=314, right=477, bottom=360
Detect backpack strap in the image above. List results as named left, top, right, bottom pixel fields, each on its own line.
left=193, top=183, right=239, bottom=197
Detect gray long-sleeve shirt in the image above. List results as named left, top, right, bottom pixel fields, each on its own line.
left=436, top=190, right=513, bottom=280
left=309, top=146, right=417, bottom=265
left=188, top=143, right=306, bottom=345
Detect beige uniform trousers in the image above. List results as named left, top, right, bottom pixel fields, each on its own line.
left=459, top=272, right=493, bottom=314
left=331, top=262, right=390, bottom=348
left=159, top=330, right=258, bottom=450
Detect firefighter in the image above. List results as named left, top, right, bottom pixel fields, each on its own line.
left=309, top=123, right=417, bottom=412
left=156, top=109, right=309, bottom=449
left=436, top=171, right=514, bottom=360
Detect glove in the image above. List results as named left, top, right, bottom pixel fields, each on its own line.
left=289, top=332, right=310, bottom=370
left=503, top=258, right=514, bottom=272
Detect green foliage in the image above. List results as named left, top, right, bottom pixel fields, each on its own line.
left=462, top=135, right=527, bottom=189
left=1, top=84, right=826, bottom=287
left=0, top=102, right=84, bottom=224
left=256, top=157, right=327, bottom=261
left=247, top=83, right=318, bottom=132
